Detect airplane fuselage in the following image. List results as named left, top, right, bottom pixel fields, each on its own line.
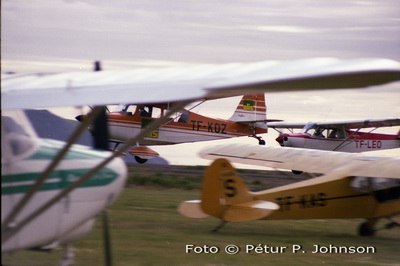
left=252, top=175, right=400, bottom=220
left=2, top=138, right=127, bottom=252
left=279, top=130, right=399, bottom=152
left=107, top=110, right=267, bottom=146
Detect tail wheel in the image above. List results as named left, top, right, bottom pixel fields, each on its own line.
left=358, top=222, right=375, bottom=236
left=134, top=156, right=148, bottom=164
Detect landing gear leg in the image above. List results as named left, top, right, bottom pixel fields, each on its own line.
left=252, top=135, right=266, bottom=145
left=59, top=244, right=74, bottom=266
left=113, top=142, right=120, bottom=151
left=211, top=220, right=227, bottom=233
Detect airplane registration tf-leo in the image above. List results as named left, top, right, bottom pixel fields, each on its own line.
left=269, top=118, right=400, bottom=152
left=77, top=94, right=280, bottom=163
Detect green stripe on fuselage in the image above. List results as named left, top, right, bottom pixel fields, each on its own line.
left=2, top=168, right=119, bottom=195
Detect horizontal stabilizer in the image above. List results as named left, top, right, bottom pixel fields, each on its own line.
left=178, top=200, right=209, bottom=219
left=223, top=200, right=279, bottom=222
left=238, top=119, right=283, bottom=130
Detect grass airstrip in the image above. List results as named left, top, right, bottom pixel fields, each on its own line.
left=2, top=164, right=399, bottom=265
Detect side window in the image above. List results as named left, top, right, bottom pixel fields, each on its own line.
left=327, top=128, right=346, bottom=139
left=140, top=106, right=152, bottom=117
left=178, top=111, right=189, bottom=123
left=139, top=106, right=162, bottom=119
left=122, top=105, right=137, bottom=115
left=172, top=111, right=189, bottom=123
left=313, top=127, right=326, bottom=138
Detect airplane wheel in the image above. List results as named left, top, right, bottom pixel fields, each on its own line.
left=134, top=156, right=148, bottom=164
left=358, top=222, right=375, bottom=237
left=292, top=170, right=303, bottom=175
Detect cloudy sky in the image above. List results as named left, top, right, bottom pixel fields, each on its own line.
left=2, top=0, right=400, bottom=167
left=2, top=0, right=400, bottom=72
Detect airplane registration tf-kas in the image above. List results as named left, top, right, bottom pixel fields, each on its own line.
left=179, top=145, right=400, bottom=236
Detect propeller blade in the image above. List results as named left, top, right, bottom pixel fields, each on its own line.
left=92, top=106, right=109, bottom=150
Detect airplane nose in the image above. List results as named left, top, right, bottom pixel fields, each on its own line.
left=75, top=115, right=84, bottom=122
left=275, top=134, right=285, bottom=146
left=275, top=134, right=290, bottom=147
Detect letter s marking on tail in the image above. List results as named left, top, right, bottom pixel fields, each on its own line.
left=224, top=179, right=237, bottom=197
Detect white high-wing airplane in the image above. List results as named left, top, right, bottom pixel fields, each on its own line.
left=1, top=109, right=128, bottom=265
left=2, top=58, right=400, bottom=263
left=268, top=118, right=400, bottom=152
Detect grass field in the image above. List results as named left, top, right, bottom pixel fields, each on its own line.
left=2, top=166, right=400, bottom=265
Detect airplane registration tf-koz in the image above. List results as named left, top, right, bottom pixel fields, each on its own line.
left=77, top=94, right=280, bottom=163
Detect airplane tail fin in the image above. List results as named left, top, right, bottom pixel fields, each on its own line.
left=178, top=159, right=279, bottom=222
left=229, top=94, right=267, bottom=122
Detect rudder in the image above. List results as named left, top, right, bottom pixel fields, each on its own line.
left=178, top=158, right=279, bottom=222
left=229, top=94, right=266, bottom=122
left=200, top=158, right=252, bottom=219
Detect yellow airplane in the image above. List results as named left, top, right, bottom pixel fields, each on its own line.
left=179, top=145, right=400, bottom=236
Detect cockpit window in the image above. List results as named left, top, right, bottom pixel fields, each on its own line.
left=351, top=176, right=400, bottom=192
left=121, top=105, right=137, bottom=115
left=327, top=128, right=347, bottom=139
left=351, top=176, right=400, bottom=203
left=302, top=124, right=347, bottom=139
left=302, top=123, right=317, bottom=135
left=139, top=106, right=162, bottom=119
left=172, top=111, right=189, bottom=123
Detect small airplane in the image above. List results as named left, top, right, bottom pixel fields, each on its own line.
left=76, top=94, right=280, bottom=163
left=269, top=118, right=400, bottom=152
left=2, top=58, right=400, bottom=263
left=1, top=109, right=128, bottom=265
left=179, top=145, right=400, bottom=236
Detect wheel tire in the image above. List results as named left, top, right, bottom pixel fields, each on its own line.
left=134, top=156, right=148, bottom=164
left=358, top=222, right=375, bottom=236
left=292, top=170, right=303, bottom=175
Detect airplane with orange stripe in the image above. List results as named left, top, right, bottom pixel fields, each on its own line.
left=76, top=94, right=281, bottom=163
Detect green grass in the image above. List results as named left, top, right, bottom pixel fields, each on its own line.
left=3, top=187, right=400, bottom=266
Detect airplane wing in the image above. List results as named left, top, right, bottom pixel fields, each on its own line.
left=3, top=58, right=400, bottom=110
left=268, top=117, right=400, bottom=129
left=199, top=144, right=400, bottom=179
left=315, top=118, right=400, bottom=129
left=267, top=122, right=308, bottom=129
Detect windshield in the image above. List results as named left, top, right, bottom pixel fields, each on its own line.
left=302, top=122, right=317, bottom=134
left=2, top=111, right=37, bottom=158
